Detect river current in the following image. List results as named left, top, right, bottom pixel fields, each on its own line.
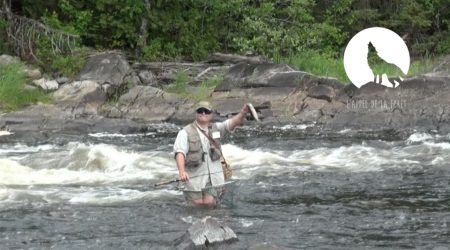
left=0, top=124, right=449, bottom=249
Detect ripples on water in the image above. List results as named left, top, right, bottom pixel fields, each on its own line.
left=0, top=126, right=449, bottom=249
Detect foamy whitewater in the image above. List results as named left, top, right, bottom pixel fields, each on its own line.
left=0, top=127, right=449, bottom=249
left=1, top=131, right=448, bottom=204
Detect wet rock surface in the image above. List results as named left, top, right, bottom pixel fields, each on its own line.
left=2, top=53, right=450, bottom=137
left=175, top=217, right=237, bottom=250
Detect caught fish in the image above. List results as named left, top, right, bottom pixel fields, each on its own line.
left=246, top=103, right=260, bottom=122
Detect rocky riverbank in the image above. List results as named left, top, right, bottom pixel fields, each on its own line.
left=1, top=52, right=450, bottom=140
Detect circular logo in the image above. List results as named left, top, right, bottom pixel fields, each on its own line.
left=344, top=27, right=410, bottom=88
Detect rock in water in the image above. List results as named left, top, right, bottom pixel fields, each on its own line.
left=175, top=217, right=237, bottom=250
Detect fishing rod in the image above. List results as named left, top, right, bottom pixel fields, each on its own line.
left=153, top=166, right=251, bottom=187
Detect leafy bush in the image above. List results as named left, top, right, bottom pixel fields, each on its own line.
left=281, top=51, right=350, bottom=82
left=164, top=72, right=222, bottom=101
left=11, top=0, right=450, bottom=61
left=164, top=71, right=189, bottom=94
left=0, top=63, right=49, bottom=111
left=283, top=50, right=437, bottom=83
left=0, top=18, right=10, bottom=54
left=50, top=51, right=86, bottom=78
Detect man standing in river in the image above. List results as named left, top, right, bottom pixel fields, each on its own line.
left=173, top=101, right=249, bottom=205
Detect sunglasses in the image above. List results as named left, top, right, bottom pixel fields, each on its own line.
left=196, top=108, right=212, bottom=114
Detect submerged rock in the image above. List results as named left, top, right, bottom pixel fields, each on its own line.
left=175, top=217, right=237, bottom=250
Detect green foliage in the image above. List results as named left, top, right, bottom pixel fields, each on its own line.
left=282, top=50, right=437, bottom=83
left=142, top=38, right=162, bottom=61
left=0, top=18, right=9, bottom=54
left=33, top=14, right=86, bottom=79
left=13, top=0, right=450, bottom=61
left=41, top=10, right=77, bottom=34
left=164, top=72, right=222, bottom=101
left=164, top=71, right=189, bottom=94
left=189, top=76, right=224, bottom=102
left=436, top=33, right=450, bottom=55
left=202, top=76, right=223, bottom=88
left=281, top=51, right=350, bottom=83
left=0, top=63, right=49, bottom=111
left=50, top=51, right=86, bottom=78
left=33, top=35, right=78, bottom=77
left=409, top=57, right=436, bottom=75
left=190, top=82, right=212, bottom=102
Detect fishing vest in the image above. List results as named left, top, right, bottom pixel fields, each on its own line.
left=183, top=122, right=222, bottom=168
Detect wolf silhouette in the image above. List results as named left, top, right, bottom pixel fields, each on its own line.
left=367, top=42, right=405, bottom=87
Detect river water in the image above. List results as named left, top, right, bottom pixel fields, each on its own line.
left=0, top=124, right=449, bottom=249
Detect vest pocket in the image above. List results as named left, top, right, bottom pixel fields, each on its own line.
left=186, top=151, right=202, bottom=168
left=186, top=137, right=203, bottom=168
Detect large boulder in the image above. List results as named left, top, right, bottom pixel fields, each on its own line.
left=53, top=80, right=106, bottom=103
left=210, top=62, right=346, bottom=124
left=53, top=80, right=106, bottom=115
left=215, top=62, right=346, bottom=93
left=0, top=103, right=147, bottom=140
left=214, top=62, right=315, bottom=91
left=0, top=104, right=70, bottom=133
left=102, top=85, right=192, bottom=122
left=209, top=60, right=450, bottom=133
left=78, top=52, right=133, bottom=96
left=327, top=75, right=450, bottom=131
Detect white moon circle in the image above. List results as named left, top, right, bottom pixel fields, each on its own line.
left=344, top=27, right=410, bottom=88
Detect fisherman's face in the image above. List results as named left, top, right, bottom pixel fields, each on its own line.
left=195, top=108, right=213, bottom=123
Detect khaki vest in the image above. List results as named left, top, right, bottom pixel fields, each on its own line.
left=184, top=122, right=222, bottom=168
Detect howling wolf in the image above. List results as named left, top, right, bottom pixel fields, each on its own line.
left=367, top=42, right=405, bottom=87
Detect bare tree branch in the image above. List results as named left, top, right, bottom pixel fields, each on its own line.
left=0, top=10, right=79, bottom=60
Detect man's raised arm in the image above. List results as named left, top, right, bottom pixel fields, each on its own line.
left=228, top=104, right=250, bottom=131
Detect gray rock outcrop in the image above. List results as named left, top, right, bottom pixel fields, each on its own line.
left=52, top=80, right=106, bottom=115
left=2, top=52, right=450, bottom=139
left=78, top=51, right=133, bottom=96
left=101, top=85, right=193, bottom=122
left=209, top=61, right=450, bottom=133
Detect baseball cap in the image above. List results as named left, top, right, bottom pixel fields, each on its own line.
left=195, top=101, right=213, bottom=111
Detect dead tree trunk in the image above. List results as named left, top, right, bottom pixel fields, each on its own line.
left=135, top=0, right=151, bottom=57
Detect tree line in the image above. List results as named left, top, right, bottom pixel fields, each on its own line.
left=1, top=0, right=449, bottom=61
